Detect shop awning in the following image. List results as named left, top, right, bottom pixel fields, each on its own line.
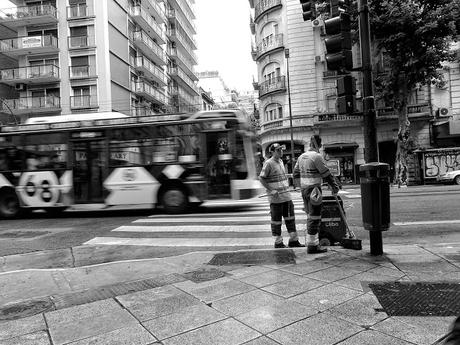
left=323, top=142, right=359, bottom=150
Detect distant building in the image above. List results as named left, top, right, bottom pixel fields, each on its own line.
left=197, top=71, right=233, bottom=108
left=200, top=87, right=214, bottom=110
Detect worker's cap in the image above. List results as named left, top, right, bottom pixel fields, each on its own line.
left=269, top=143, right=286, bottom=152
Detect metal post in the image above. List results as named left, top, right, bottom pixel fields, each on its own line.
left=285, top=49, right=295, bottom=176
left=358, top=0, right=382, bottom=255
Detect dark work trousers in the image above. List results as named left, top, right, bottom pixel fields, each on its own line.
left=270, top=200, right=296, bottom=237
left=301, top=185, right=322, bottom=240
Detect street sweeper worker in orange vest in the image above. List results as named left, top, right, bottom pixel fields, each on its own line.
left=293, top=134, right=340, bottom=254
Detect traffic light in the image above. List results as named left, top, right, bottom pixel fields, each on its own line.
left=300, top=0, right=316, bottom=21
left=336, top=75, right=356, bottom=114
left=324, top=0, right=352, bottom=71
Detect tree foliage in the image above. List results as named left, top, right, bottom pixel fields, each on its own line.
left=368, top=0, right=459, bottom=184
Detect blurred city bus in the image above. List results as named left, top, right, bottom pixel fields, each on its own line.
left=0, top=110, right=261, bottom=217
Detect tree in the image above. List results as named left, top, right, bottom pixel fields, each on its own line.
left=369, top=0, right=459, bottom=185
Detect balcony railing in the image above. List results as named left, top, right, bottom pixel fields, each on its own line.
left=168, top=48, right=197, bottom=80
left=254, top=34, right=284, bottom=60
left=0, top=35, right=58, bottom=56
left=132, top=31, right=166, bottom=65
left=134, top=56, right=167, bottom=85
left=69, top=65, right=97, bottom=79
left=166, top=8, right=196, bottom=45
left=67, top=4, right=93, bottom=19
left=0, top=4, right=57, bottom=27
left=170, top=86, right=199, bottom=106
left=143, top=0, right=166, bottom=23
left=169, top=67, right=200, bottom=95
left=254, top=0, right=282, bottom=21
left=70, top=95, right=98, bottom=109
left=130, top=6, right=166, bottom=44
left=316, top=113, right=362, bottom=122
left=132, top=81, right=167, bottom=104
left=376, top=103, right=431, bottom=117
left=259, top=76, right=286, bottom=97
left=0, top=64, right=59, bottom=84
left=2, top=96, right=61, bottom=112
left=168, top=29, right=197, bottom=63
left=68, top=35, right=95, bottom=49
left=262, top=120, right=283, bottom=131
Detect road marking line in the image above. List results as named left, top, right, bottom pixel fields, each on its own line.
left=84, top=236, right=276, bottom=247
left=113, top=225, right=288, bottom=233
left=393, top=220, right=460, bottom=226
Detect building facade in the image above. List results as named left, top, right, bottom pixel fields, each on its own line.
left=249, top=0, right=460, bottom=184
left=0, top=0, right=200, bottom=122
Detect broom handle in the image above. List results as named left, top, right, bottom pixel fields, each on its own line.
left=333, top=194, right=356, bottom=238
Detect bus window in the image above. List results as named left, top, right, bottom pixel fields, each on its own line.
left=0, top=150, right=8, bottom=171
left=109, top=140, right=148, bottom=166
left=24, top=133, right=67, bottom=170
left=234, top=131, right=248, bottom=179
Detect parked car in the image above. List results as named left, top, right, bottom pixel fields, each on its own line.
left=437, top=170, right=460, bottom=185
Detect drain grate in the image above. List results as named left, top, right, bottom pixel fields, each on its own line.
left=182, top=268, right=226, bottom=283
left=369, top=282, right=460, bottom=316
left=209, top=249, right=296, bottom=266
left=0, top=298, right=54, bottom=321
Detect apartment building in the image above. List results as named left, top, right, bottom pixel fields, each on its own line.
left=0, top=0, right=199, bottom=122
left=249, top=0, right=460, bottom=184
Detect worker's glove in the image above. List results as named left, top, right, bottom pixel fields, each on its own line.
left=271, top=190, right=279, bottom=198
left=331, top=185, right=340, bottom=195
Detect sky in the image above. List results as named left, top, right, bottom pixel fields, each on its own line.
left=194, top=0, right=258, bottom=92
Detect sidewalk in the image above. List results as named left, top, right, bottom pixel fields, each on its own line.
left=0, top=242, right=459, bottom=345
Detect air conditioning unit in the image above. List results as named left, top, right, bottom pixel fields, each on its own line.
left=312, top=18, right=324, bottom=28
left=315, top=55, right=325, bottom=63
left=15, top=83, right=26, bottom=91
left=439, top=107, right=451, bottom=117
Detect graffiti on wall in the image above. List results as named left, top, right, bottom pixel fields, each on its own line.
left=423, top=149, right=460, bottom=178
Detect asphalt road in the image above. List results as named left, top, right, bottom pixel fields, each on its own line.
left=0, top=184, right=459, bottom=259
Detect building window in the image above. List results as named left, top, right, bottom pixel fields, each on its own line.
left=264, top=103, right=283, bottom=122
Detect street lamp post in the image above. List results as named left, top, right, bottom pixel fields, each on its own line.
left=285, top=49, right=295, bottom=176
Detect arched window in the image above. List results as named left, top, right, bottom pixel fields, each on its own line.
left=260, top=22, right=279, bottom=49
left=264, top=103, right=283, bottom=122
left=262, top=62, right=281, bottom=84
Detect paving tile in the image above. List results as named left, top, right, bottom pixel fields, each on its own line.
left=334, top=271, right=398, bottom=291
left=336, top=329, right=414, bottom=344
left=0, top=314, right=46, bottom=340
left=228, top=266, right=273, bottom=278
left=289, top=283, right=364, bottom=311
left=48, top=307, right=138, bottom=345
left=0, top=331, right=50, bottom=345
left=364, top=266, right=406, bottom=279
left=261, top=275, right=325, bottom=298
left=212, top=290, right=284, bottom=316
left=45, top=299, right=122, bottom=325
left=142, top=304, right=226, bottom=340
left=116, top=285, right=182, bottom=305
left=65, top=324, right=156, bottom=345
left=371, top=316, right=456, bottom=345
left=305, top=266, right=362, bottom=282
left=241, top=336, right=280, bottom=345
left=326, top=292, right=388, bottom=327
left=173, top=277, right=234, bottom=293
left=236, top=300, right=317, bottom=333
left=237, top=270, right=300, bottom=288
left=335, top=258, right=379, bottom=271
left=277, top=261, right=333, bottom=275
left=162, top=318, right=260, bottom=345
left=268, top=312, right=363, bottom=345
left=186, top=279, right=255, bottom=303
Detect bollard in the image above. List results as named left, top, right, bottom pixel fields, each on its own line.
left=359, top=162, right=391, bottom=255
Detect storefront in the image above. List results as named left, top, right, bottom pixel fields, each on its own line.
left=323, top=143, right=358, bottom=184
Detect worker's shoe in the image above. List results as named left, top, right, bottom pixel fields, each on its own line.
left=288, top=240, right=305, bottom=248
left=274, top=242, right=287, bottom=249
left=307, top=245, right=327, bottom=254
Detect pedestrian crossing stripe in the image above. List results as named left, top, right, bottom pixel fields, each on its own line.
left=84, top=237, right=278, bottom=247
left=112, top=225, right=307, bottom=233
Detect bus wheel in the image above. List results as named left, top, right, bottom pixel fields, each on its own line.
left=161, top=187, right=188, bottom=214
left=0, top=191, right=21, bottom=218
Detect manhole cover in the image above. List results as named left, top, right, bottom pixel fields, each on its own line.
left=182, top=268, right=226, bottom=283
left=369, top=282, right=460, bottom=316
left=0, top=231, right=50, bottom=238
left=209, top=249, right=296, bottom=266
left=0, top=298, right=54, bottom=321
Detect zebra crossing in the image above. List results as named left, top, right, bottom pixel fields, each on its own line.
left=84, top=191, right=354, bottom=248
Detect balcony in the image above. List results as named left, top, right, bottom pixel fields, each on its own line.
left=253, top=34, right=284, bottom=61
left=171, top=86, right=200, bottom=111
left=315, top=113, right=362, bottom=123
left=68, top=35, right=96, bottom=49
left=69, top=65, right=97, bottom=79
left=167, top=29, right=197, bottom=63
left=0, top=4, right=58, bottom=29
left=0, top=96, right=61, bottom=116
left=134, top=56, right=167, bottom=86
left=132, top=31, right=166, bottom=66
left=254, top=0, right=282, bottom=22
left=132, top=81, right=167, bottom=105
left=141, top=0, right=166, bottom=23
left=67, top=4, right=94, bottom=19
left=0, top=64, right=59, bottom=85
left=166, top=9, right=196, bottom=45
left=250, top=16, right=255, bottom=35
left=259, top=76, right=286, bottom=98
left=168, top=0, right=195, bottom=21
left=376, top=103, right=431, bottom=119
left=70, top=95, right=98, bottom=109
left=169, top=67, right=199, bottom=95
left=168, top=48, right=198, bottom=80
left=0, top=35, right=58, bottom=58
left=262, top=120, right=283, bottom=131
left=130, top=6, right=166, bottom=44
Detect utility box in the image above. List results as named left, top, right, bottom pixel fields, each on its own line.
left=320, top=195, right=347, bottom=244
left=359, top=162, right=390, bottom=231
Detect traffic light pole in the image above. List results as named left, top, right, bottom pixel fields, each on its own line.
left=285, top=49, right=296, bottom=177
left=358, top=0, right=382, bottom=255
